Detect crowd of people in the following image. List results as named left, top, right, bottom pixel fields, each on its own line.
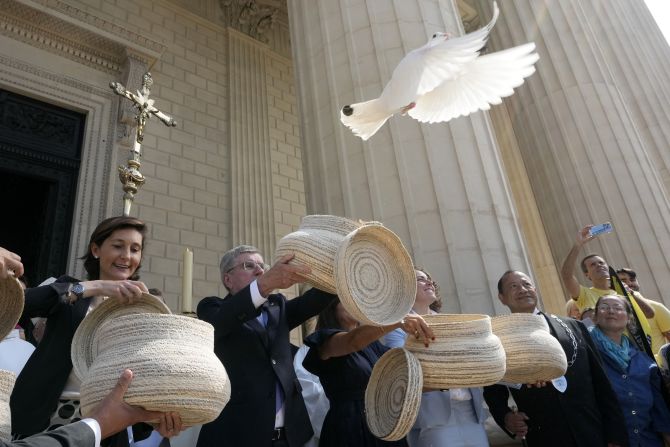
left=2, top=218, right=670, bottom=447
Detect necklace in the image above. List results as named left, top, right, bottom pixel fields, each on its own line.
left=550, top=315, right=578, bottom=368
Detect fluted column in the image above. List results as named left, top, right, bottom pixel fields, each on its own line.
left=482, top=0, right=670, bottom=300
left=228, top=28, right=276, bottom=258
left=289, top=0, right=535, bottom=315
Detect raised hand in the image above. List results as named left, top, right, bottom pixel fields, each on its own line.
left=257, top=253, right=311, bottom=297
left=576, top=225, right=595, bottom=246
left=0, top=247, right=24, bottom=278
left=399, top=314, right=435, bottom=347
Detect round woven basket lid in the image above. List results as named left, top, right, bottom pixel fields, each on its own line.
left=0, top=276, right=24, bottom=341
left=365, top=348, right=423, bottom=441
left=335, top=223, right=416, bottom=326
left=71, top=292, right=171, bottom=381
left=0, top=369, right=16, bottom=442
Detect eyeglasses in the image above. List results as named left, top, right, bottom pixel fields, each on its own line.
left=416, top=277, right=435, bottom=286
left=596, top=304, right=626, bottom=313
left=226, top=260, right=269, bottom=273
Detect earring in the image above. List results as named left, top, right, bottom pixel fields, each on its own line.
left=93, top=255, right=99, bottom=260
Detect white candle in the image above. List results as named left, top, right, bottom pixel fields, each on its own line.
left=182, top=248, right=193, bottom=313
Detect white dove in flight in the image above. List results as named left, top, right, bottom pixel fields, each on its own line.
left=340, top=2, right=539, bottom=141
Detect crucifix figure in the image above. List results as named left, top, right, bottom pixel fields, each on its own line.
left=110, top=72, right=177, bottom=216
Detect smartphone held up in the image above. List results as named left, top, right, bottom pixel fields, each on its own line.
left=589, top=222, right=613, bottom=238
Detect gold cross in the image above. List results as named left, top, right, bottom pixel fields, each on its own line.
left=110, top=72, right=177, bottom=216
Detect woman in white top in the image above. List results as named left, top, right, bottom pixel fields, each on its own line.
left=383, top=268, right=489, bottom=447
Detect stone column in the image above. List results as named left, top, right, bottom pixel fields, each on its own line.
left=481, top=0, right=670, bottom=300
left=288, top=0, right=535, bottom=314
left=227, top=28, right=276, bottom=258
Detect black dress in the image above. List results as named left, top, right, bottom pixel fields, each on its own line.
left=303, top=329, right=408, bottom=447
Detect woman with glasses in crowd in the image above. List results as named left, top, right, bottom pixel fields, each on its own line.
left=383, top=268, right=489, bottom=447
left=590, top=294, right=670, bottom=446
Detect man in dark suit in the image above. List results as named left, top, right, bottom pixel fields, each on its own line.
left=484, top=270, right=629, bottom=447
left=196, top=245, right=337, bottom=447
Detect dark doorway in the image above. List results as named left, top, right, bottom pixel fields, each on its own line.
left=0, top=89, right=85, bottom=287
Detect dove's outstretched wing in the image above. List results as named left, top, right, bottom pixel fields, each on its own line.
left=380, top=1, right=500, bottom=110
left=408, top=42, right=539, bottom=123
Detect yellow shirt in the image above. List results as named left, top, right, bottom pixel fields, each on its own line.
left=574, top=285, right=613, bottom=312
left=642, top=295, right=670, bottom=357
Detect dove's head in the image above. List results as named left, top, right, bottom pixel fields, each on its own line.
left=428, top=32, right=452, bottom=47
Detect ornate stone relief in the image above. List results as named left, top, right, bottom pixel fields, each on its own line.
left=220, top=0, right=280, bottom=43
left=0, top=0, right=165, bottom=74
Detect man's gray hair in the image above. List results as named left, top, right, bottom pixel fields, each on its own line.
left=219, top=245, right=261, bottom=275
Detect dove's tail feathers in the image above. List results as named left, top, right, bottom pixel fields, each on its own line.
left=340, top=98, right=392, bottom=141
left=409, top=42, right=539, bottom=124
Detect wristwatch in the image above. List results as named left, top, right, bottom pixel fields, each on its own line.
left=71, top=283, right=86, bottom=300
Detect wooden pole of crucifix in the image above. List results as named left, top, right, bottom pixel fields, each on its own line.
left=110, top=72, right=177, bottom=216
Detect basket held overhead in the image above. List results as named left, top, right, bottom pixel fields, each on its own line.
left=80, top=314, right=231, bottom=427
left=276, top=215, right=416, bottom=326
left=491, top=313, right=567, bottom=384
left=275, top=215, right=362, bottom=293
left=404, top=314, right=506, bottom=388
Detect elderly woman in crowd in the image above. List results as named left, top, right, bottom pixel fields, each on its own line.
left=383, top=268, right=489, bottom=447
left=302, top=297, right=433, bottom=446
left=591, top=294, right=670, bottom=446
left=10, top=216, right=180, bottom=444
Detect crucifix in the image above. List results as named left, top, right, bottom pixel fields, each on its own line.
left=110, top=72, right=177, bottom=216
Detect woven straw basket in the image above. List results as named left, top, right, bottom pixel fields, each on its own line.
left=0, top=370, right=15, bottom=442
left=80, top=314, right=231, bottom=427
left=71, top=293, right=171, bottom=381
left=275, top=215, right=362, bottom=293
left=0, top=276, right=23, bottom=341
left=276, top=215, right=416, bottom=326
left=404, top=314, right=506, bottom=388
left=491, top=314, right=567, bottom=383
left=365, top=348, right=423, bottom=441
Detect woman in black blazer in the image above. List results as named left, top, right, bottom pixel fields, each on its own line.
left=10, top=216, right=178, bottom=445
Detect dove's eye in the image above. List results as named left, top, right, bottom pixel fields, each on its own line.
left=432, top=33, right=437, bottom=38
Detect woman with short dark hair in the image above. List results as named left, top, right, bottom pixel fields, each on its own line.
left=591, top=294, right=670, bottom=446
left=11, top=216, right=179, bottom=444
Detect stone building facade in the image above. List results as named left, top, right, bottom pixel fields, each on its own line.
left=1, top=0, right=669, bottom=330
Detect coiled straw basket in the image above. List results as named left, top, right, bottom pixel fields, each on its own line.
left=404, top=314, right=506, bottom=388
left=491, top=313, right=567, bottom=383
left=275, top=215, right=416, bottom=325
left=80, top=314, right=231, bottom=427
left=0, top=370, right=15, bottom=442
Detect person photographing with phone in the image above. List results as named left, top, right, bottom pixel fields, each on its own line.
left=560, top=223, right=654, bottom=354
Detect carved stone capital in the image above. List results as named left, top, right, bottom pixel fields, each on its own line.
left=220, top=0, right=279, bottom=43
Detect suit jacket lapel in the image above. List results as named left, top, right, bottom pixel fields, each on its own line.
left=246, top=303, right=270, bottom=349
left=540, top=312, right=560, bottom=338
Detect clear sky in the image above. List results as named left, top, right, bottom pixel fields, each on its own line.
left=645, top=0, right=670, bottom=44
